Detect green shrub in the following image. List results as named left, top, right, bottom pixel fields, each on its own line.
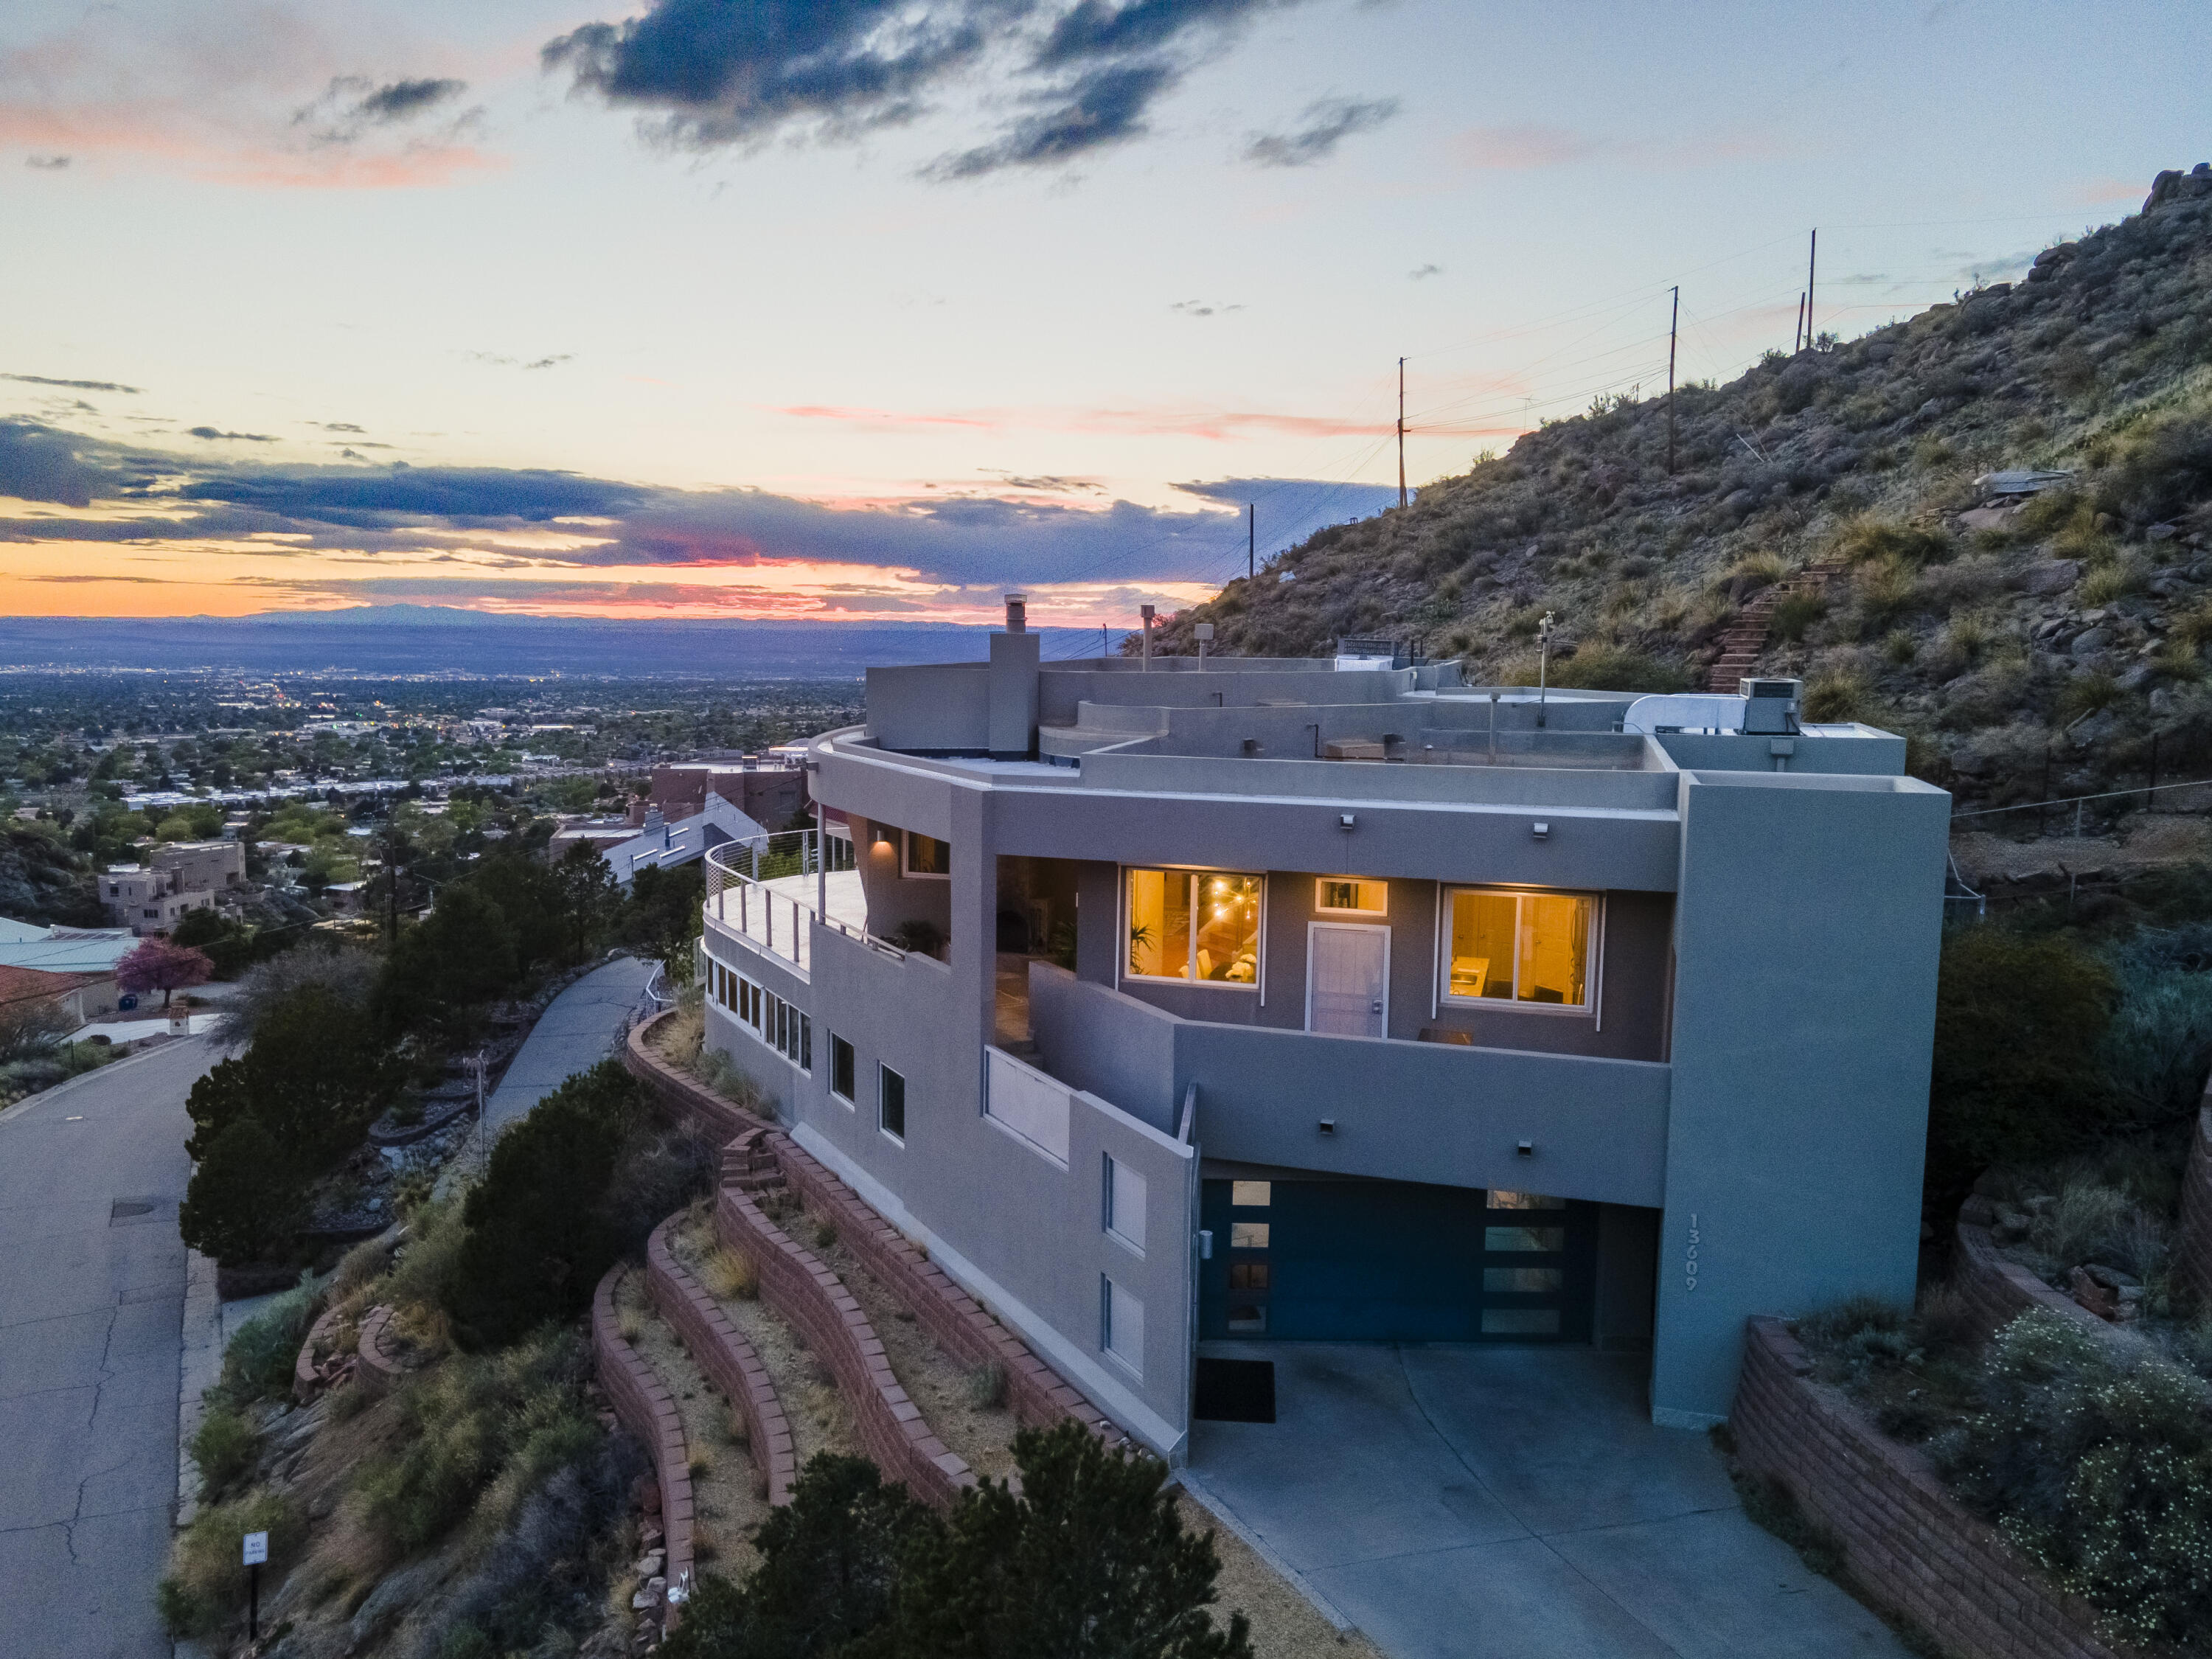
left=1771, top=591, right=1826, bottom=642
left=216, top=1270, right=327, bottom=1402
left=1936, top=1310, right=2212, bottom=1647
left=356, top=1328, right=598, bottom=1551
left=2092, top=406, right=2212, bottom=525
left=2079, top=557, right=2148, bottom=606
left=1927, top=928, right=2118, bottom=1197
left=159, top=1489, right=295, bottom=1637
left=190, top=1405, right=260, bottom=1500
left=180, top=1119, right=309, bottom=1268
left=1547, top=644, right=1688, bottom=693
left=1801, top=670, right=1870, bottom=723
left=1855, top=554, right=1921, bottom=621
left=2096, top=926, right=2212, bottom=1123
left=1831, top=515, right=1951, bottom=566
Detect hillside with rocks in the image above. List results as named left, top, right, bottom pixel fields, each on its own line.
left=1158, top=165, right=2212, bottom=824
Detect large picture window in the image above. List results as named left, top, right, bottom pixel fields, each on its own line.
left=903, top=831, right=950, bottom=878
left=1125, top=868, right=1260, bottom=985
left=1443, top=888, right=1596, bottom=1010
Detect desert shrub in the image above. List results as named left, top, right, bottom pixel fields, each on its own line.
left=2093, top=406, right=2212, bottom=525
left=1831, top=515, right=1951, bottom=566
left=215, top=1270, right=327, bottom=1403
left=2023, top=1180, right=2168, bottom=1282
left=1883, top=629, right=1918, bottom=665
left=384, top=1195, right=468, bottom=1324
left=1926, top=927, right=2118, bottom=1197
left=1716, top=550, right=1790, bottom=594
left=965, top=1361, right=1008, bottom=1411
left=2058, top=668, right=2124, bottom=723
left=1935, top=1310, right=2212, bottom=1648
left=2096, top=926, right=2212, bottom=1123
left=1855, top=554, right=1921, bottom=622
left=1801, top=669, right=1870, bottom=723
left=189, top=1405, right=260, bottom=1500
left=159, top=1489, right=296, bottom=1638
left=704, top=1247, right=759, bottom=1301
left=2079, top=556, right=2149, bottom=606
left=209, top=941, right=377, bottom=1047
left=1547, top=644, right=1688, bottom=692
left=1770, top=591, right=1826, bottom=642
left=356, top=1327, right=599, bottom=1552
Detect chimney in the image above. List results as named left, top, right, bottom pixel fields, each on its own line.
left=1004, top=591, right=1028, bottom=633
left=1140, top=604, right=1155, bottom=671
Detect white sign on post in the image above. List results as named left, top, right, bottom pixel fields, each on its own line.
left=242, top=1531, right=269, bottom=1566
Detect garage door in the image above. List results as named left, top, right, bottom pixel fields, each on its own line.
left=1199, top=1178, right=1595, bottom=1343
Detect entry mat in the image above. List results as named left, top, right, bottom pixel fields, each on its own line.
left=1194, top=1358, right=1276, bottom=1424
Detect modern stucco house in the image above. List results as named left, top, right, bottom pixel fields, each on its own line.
left=695, top=602, right=1949, bottom=1457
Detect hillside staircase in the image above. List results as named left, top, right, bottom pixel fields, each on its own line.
left=1706, top=560, right=1845, bottom=693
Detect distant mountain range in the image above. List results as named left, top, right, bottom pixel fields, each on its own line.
left=0, top=608, right=1106, bottom=677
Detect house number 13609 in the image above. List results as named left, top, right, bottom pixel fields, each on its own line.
left=1685, top=1214, right=1700, bottom=1291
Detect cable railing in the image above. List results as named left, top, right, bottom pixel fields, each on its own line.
left=702, top=830, right=893, bottom=973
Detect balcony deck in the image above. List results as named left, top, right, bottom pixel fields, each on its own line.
left=703, top=867, right=868, bottom=975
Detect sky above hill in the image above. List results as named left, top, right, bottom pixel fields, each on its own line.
left=1, top=0, right=2205, bottom=628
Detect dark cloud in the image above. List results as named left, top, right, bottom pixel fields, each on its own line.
left=0, top=421, right=116, bottom=508
left=4, top=373, right=142, bottom=394
left=25, top=156, right=71, bottom=171
left=0, top=418, right=1396, bottom=592
left=187, top=427, right=279, bottom=442
left=1169, top=299, right=1242, bottom=317
left=547, top=0, right=1293, bottom=175
left=295, top=74, right=473, bottom=145
left=1242, top=95, right=1397, bottom=167
left=1408, top=262, right=1442, bottom=279
left=311, top=421, right=366, bottom=433
left=467, top=352, right=574, bottom=370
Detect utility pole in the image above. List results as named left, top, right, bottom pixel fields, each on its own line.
left=1248, top=503, right=1255, bottom=580
left=1806, top=228, right=1818, bottom=350
left=1793, top=292, right=1806, bottom=353
left=1140, top=604, right=1155, bottom=671
left=1099, top=624, right=1107, bottom=660
left=1397, top=358, right=1408, bottom=510
left=1666, top=285, right=1680, bottom=475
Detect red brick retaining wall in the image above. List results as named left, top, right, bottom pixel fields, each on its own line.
left=2176, top=1106, right=2212, bottom=1311
left=592, top=1263, right=694, bottom=1632
left=354, top=1306, right=408, bottom=1399
left=765, top=1129, right=1121, bottom=1441
left=714, top=1184, right=975, bottom=1511
left=626, top=1010, right=758, bottom=1143
left=644, top=1217, right=799, bottom=1506
left=1952, top=1197, right=2112, bottom=1343
left=1731, top=1316, right=2138, bottom=1659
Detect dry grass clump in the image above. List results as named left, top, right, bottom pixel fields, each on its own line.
left=2079, top=555, right=2149, bottom=605
left=1803, top=669, right=1872, bottom=723
left=703, top=1246, right=759, bottom=1301
left=159, top=1489, right=297, bottom=1637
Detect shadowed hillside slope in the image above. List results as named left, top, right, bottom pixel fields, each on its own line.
left=1155, top=166, right=2212, bottom=812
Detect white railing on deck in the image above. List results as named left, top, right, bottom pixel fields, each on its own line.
left=703, top=829, right=894, bottom=975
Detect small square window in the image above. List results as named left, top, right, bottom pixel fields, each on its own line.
left=1228, top=1262, right=1271, bottom=1291
left=830, top=1036, right=855, bottom=1102
left=1229, top=1180, right=1272, bottom=1208
left=1315, top=877, right=1387, bottom=916
left=1484, top=1267, right=1565, bottom=1294
left=879, top=1064, right=906, bottom=1141
left=1482, top=1308, right=1562, bottom=1335
left=1227, top=1304, right=1267, bottom=1334
left=1488, top=1191, right=1566, bottom=1211
left=1229, top=1221, right=1270, bottom=1250
left=904, top=832, right=951, bottom=878
left=1485, top=1226, right=1565, bottom=1253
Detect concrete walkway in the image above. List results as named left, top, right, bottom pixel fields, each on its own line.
left=1187, top=1343, right=1910, bottom=1659
left=0, top=1037, right=218, bottom=1659
left=481, top=956, right=661, bottom=1139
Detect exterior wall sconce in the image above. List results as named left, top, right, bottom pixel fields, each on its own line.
left=1318, top=1119, right=1336, bottom=1135
left=1531, top=821, right=1550, bottom=841
left=1338, top=814, right=1356, bottom=831
left=1517, top=1139, right=1535, bottom=1157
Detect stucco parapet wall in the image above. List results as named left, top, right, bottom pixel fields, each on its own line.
left=1954, top=1197, right=2151, bottom=1351
left=591, top=1262, right=693, bottom=1633
left=2175, top=1105, right=2212, bottom=1312
left=644, top=1216, right=798, bottom=1507
left=1731, top=1316, right=2143, bottom=1659
left=764, top=1127, right=1125, bottom=1442
left=714, top=1182, right=978, bottom=1512
left=626, top=1008, right=762, bottom=1144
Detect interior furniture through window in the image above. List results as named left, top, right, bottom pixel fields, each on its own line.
left=1444, top=888, right=1595, bottom=1009
left=1126, top=867, right=1261, bottom=984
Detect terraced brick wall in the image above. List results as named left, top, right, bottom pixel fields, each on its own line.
left=643, top=1217, right=799, bottom=1506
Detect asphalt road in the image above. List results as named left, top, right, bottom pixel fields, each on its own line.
left=0, top=1038, right=216, bottom=1659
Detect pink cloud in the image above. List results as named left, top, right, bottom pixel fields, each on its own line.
left=1450, top=123, right=1601, bottom=170
left=773, top=402, right=1385, bottom=443
left=2067, top=175, right=2145, bottom=206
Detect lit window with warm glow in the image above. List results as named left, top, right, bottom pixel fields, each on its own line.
left=1126, top=868, right=1260, bottom=985
left=1444, top=888, right=1594, bottom=1009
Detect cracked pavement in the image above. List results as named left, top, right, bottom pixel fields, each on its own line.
left=0, top=1038, right=217, bottom=1659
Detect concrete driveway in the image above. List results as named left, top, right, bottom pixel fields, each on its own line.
left=481, top=955, right=660, bottom=1138
left=1186, top=1343, right=1910, bottom=1659
left=0, top=1037, right=218, bottom=1659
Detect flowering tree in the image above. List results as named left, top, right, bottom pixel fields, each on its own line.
left=117, top=936, right=214, bottom=1009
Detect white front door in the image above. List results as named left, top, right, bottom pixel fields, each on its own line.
left=1307, top=922, right=1390, bottom=1037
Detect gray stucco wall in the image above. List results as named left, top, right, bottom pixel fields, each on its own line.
left=1029, top=963, right=1180, bottom=1131
left=1649, top=769, right=1949, bottom=1426
left=867, top=663, right=991, bottom=754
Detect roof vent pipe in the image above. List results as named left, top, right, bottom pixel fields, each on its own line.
left=1140, top=604, right=1155, bottom=671
left=1004, top=591, right=1027, bottom=633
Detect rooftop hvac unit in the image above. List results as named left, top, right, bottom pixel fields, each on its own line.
left=1739, top=678, right=1803, bottom=737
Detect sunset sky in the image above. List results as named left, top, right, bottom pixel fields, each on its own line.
left=1, top=0, right=2204, bottom=627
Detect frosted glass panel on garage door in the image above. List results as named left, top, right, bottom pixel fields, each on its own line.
left=985, top=1046, right=1071, bottom=1164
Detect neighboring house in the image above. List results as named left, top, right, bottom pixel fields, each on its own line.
left=602, top=793, right=771, bottom=886
left=639, top=759, right=807, bottom=832
left=695, top=601, right=1948, bottom=1460
left=152, top=840, right=246, bottom=893
left=0, top=919, right=137, bottom=1024
left=100, top=867, right=219, bottom=936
